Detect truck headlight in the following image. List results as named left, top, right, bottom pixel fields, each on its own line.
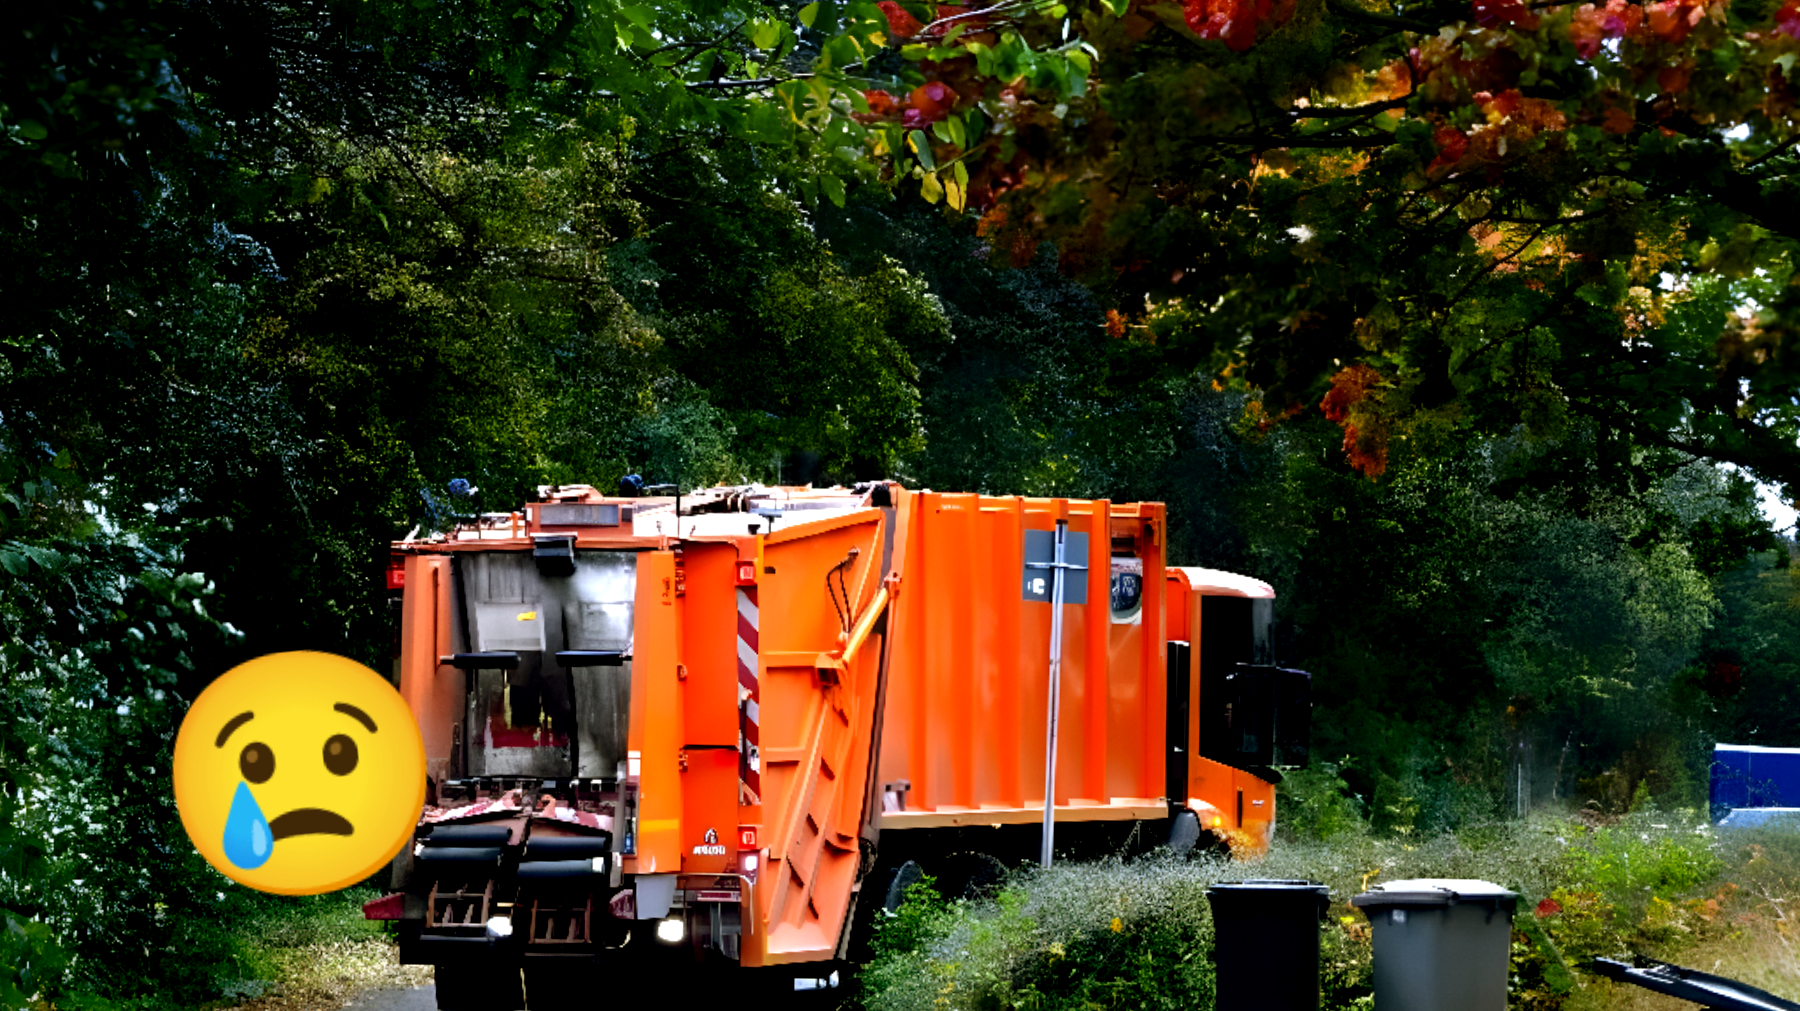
left=485, top=916, right=513, bottom=939
left=655, top=917, right=685, bottom=944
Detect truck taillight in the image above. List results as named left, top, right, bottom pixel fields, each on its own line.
left=735, top=560, right=757, bottom=585
left=386, top=557, right=405, bottom=591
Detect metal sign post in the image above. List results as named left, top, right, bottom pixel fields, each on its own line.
left=1023, top=520, right=1087, bottom=868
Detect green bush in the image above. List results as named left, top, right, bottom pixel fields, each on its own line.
left=861, top=856, right=1223, bottom=1011
left=1276, top=764, right=1367, bottom=843
left=1564, top=818, right=1722, bottom=907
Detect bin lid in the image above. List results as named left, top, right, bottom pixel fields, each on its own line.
left=1206, top=879, right=1331, bottom=894
left=1350, top=878, right=1518, bottom=912
left=1205, top=879, right=1332, bottom=919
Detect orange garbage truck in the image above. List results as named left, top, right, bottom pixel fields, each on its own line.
left=372, top=482, right=1309, bottom=1007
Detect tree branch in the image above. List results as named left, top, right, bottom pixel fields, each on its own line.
left=1291, top=97, right=1409, bottom=119
left=1193, top=131, right=1395, bottom=149
left=685, top=74, right=813, bottom=90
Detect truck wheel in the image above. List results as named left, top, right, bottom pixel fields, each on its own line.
left=937, top=851, right=1007, bottom=901
left=434, top=962, right=523, bottom=1011
left=1166, top=809, right=1201, bottom=857
left=882, top=859, right=925, bottom=912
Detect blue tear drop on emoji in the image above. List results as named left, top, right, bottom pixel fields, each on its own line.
left=222, top=781, right=273, bottom=869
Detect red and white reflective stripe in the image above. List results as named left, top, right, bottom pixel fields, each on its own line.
left=737, top=587, right=761, bottom=805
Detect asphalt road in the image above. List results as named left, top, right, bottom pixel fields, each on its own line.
left=342, top=986, right=436, bottom=1011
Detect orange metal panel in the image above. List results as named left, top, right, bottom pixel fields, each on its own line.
left=679, top=544, right=743, bottom=876
left=1082, top=500, right=1109, bottom=803
left=680, top=545, right=742, bottom=748
left=398, top=555, right=458, bottom=785
left=680, top=746, right=738, bottom=875
left=984, top=501, right=1023, bottom=809
left=740, top=513, right=886, bottom=966
left=1164, top=571, right=1192, bottom=642
left=1236, top=766, right=1277, bottom=852
left=1138, top=508, right=1167, bottom=800
left=879, top=493, right=1165, bottom=823
left=1187, top=755, right=1240, bottom=832
left=632, top=550, right=684, bottom=874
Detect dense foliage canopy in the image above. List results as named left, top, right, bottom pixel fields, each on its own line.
left=4, top=0, right=1800, bottom=1004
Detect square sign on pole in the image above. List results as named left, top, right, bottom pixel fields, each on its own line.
left=1023, top=523, right=1088, bottom=868
left=1021, top=529, right=1088, bottom=604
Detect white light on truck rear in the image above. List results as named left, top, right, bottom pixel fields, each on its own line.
left=656, top=917, right=685, bottom=944
left=485, top=916, right=513, bottom=939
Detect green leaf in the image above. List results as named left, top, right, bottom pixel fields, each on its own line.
left=920, top=170, right=944, bottom=203
left=1101, top=0, right=1130, bottom=15
left=619, top=5, right=655, bottom=28
left=746, top=20, right=785, bottom=49
left=908, top=130, right=936, bottom=171
left=822, top=34, right=864, bottom=69
left=798, top=1, right=822, bottom=26
left=15, top=120, right=46, bottom=142
left=820, top=172, right=847, bottom=207
left=932, top=119, right=955, bottom=143
left=953, top=159, right=969, bottom=189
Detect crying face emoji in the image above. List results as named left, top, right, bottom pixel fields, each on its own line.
left=173, top=651, right=425, bottom=895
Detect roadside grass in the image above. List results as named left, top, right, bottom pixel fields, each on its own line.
left=194, top=885, right=428, bottom=1011
left=859, top=811, right=1800, bottom=1011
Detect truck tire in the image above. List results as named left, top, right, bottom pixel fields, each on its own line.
left=937, top=852, right=1007, bottom=901
left=882, top=859, right=926, bottom=911
left=1166, top=809, right=1202, bottom=857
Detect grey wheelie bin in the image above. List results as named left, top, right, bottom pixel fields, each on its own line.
left=1350, top=878, right=1518, bottom=1011
left=1206, top=879, right=1333, bottom=1011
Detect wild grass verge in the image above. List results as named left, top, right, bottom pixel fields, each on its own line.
left=859, top=812, right=1800, bottom=1011
left=184, top=885, right=427, bottom=1011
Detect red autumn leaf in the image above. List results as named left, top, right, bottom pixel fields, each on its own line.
left=1181, top=0, right=1283, bottom=51
left=1779, top=0, right=1800, bottom=37
left=909, top=81, right=957, bottom=121
left=1535, top=898, right=1563, bottom=918
left=1320, top=364, right=1383, bottom=422
left=1479, top=88, right=1524, bottom=118
left=1428, top=126, right=1469, bottom=171
left=925, top=4, right=987, bottom=35
left=1472, top=0, right=1539, bottom=29
left=877, top=1, right=925, bottom=36
left=864, top=90, right=900, bottom=116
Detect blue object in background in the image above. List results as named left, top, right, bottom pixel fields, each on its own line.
left=1717, top=807, right=1800, bottom=831
left=1711, top=744, right=1800, bottom=821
